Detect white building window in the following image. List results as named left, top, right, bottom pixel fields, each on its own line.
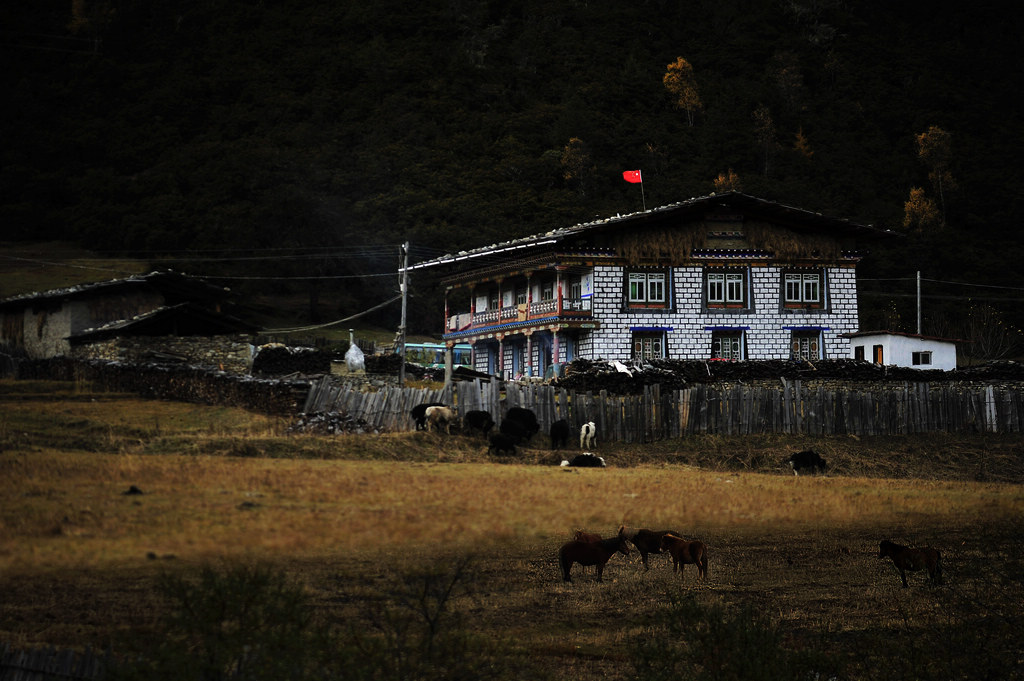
left=711, top=331, right=743, bottom=360
left=706, top=270, right=746, bottom=306
left=784, top=271, right=823, bottom=307
left=627, top=271, right=668, bottom=306
left=912, top=351, right=932, bottom=366
left=790, top=331, right=821, bottom=360
left=633, top=332, right=666, bottom=360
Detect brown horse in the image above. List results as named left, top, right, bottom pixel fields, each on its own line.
left=618, top=525, right=682, bottom=570
left=558, top=534, right=630, bottom=582
left=572, top=530, right=601, bottom=543
left=660, top=533, right=708, bottom=581
left=878, top=540, right=942, bottom=587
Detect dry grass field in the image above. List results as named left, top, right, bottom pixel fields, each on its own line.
left=1, top=379, right=1022, bottom=680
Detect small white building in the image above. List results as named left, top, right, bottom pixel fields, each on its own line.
left=840, top=330, right=958, bottom=371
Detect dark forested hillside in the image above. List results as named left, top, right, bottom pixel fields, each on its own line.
left=3, top=0, right=1023, bottom=339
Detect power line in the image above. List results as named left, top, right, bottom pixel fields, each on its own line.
left=200, top=272, right=397, bottom=281
left=262, top=294, right=402, bottom=333
left=861, top=276, right=1024, bottom=292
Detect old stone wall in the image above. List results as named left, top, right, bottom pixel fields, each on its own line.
left=72, top=334, right=254, bottom=374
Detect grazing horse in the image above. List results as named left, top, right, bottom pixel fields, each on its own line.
left=660, top=533, right=708, bottom=581
left=878, top=540, right=942, bottom=587
left=618, top=526, right=682, bottom=570
left=558, top=535, right=630, bottom=583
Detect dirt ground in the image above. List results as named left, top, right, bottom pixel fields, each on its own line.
left=2, top=411, right=1022, bottom=679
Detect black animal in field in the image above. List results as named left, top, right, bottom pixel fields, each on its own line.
left=499, top=418, right=530, bottom=445
left=487, top=432, right=518, bottom=456
left=786, top=449, right=828, bottom=475
left=549, top=419, right=571, bottom=449
left=561, top=453, right=606, bottom=468
left=463, top=410, right=495, bottom=437
left=410, top=402, right=446, bottom=431
left=504, top=407, right=540, bottom=442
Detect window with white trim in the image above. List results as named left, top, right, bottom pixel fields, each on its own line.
left=912, top=351, right=932, bottom=366
left=790, top=331, right=822, bottom=360
left=783, top=271, right=823, bottom=307
left=633, top=332, right=666, bottom=360
left=626, top=270, right=668, bottom=307
left=711, top=331, right=743, bottom=360
left=706, top=269, right=747, bottom=307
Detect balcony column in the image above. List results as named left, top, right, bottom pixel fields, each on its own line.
left=497, top=333, right=505, bottom=380
left=525, top=332, right=533, bottom=377
left=525, top=273, right=533, bottom=321
left=556, top=267, right=564, bottom=316
left=551, top=326, right=560, bottom=365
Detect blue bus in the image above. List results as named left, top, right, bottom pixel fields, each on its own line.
left=404, top=342, right=472, bottom=369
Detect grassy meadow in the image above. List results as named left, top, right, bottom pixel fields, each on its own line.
left=2, top=379, right=1023, bottom=679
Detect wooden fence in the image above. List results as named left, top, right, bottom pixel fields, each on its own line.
left=0, top=643, right=105, bottom=681
left=302, top=378, right=1024, bottom=440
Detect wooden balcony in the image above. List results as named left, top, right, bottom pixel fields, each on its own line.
left=447, top=298, right=592, bottom=334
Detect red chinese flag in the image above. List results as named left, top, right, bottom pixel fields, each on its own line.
left=622, top=169, right=643, bottom=183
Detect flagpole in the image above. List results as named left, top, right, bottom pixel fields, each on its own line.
left=623, top=169, right=646, bottom=211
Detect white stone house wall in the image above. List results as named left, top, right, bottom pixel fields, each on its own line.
left=578, top=264, right=859, bottom=361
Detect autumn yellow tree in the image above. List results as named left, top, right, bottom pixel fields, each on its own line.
left=903, top=187, right=941, bottom=233
left=793, top=127, right=813, bottom=160
left=713, top=169, right=742, bottom=193
left=663, top=57, right=703, bottom=126
left=916, top=125, right=955, bottom=225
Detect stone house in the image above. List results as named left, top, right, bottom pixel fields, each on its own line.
left=409, top=192, right=895, bottom=379
left=68, top=302, right=259, bottom=373
left=0, top=271, right=255, bottom=371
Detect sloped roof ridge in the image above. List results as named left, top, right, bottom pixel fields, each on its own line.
left=0, top=270, right=225, bottom=307
left=410, top=191, right=888, bottom=271
left=75, top=301, right=189, bottom=336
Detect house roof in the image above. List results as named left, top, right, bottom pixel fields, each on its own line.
left=0, top=270, right=231, bottom=310
left=408, top=191, right=897, bottom=273
left=839, top=330, right=961, bottom=344
left=68, top=302, right=259, bottom=343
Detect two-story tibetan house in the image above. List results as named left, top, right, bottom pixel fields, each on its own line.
left=409, top=192, right=894, bottom=379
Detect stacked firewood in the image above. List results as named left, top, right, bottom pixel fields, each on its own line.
left=556, top=358, right=1024, bottom=395
left=251, top=344, right=331, bottom=376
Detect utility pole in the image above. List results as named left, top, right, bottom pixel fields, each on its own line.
left=916, top=271, right=922, bottom=335
left=398, top=242, right=409, bottom=387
